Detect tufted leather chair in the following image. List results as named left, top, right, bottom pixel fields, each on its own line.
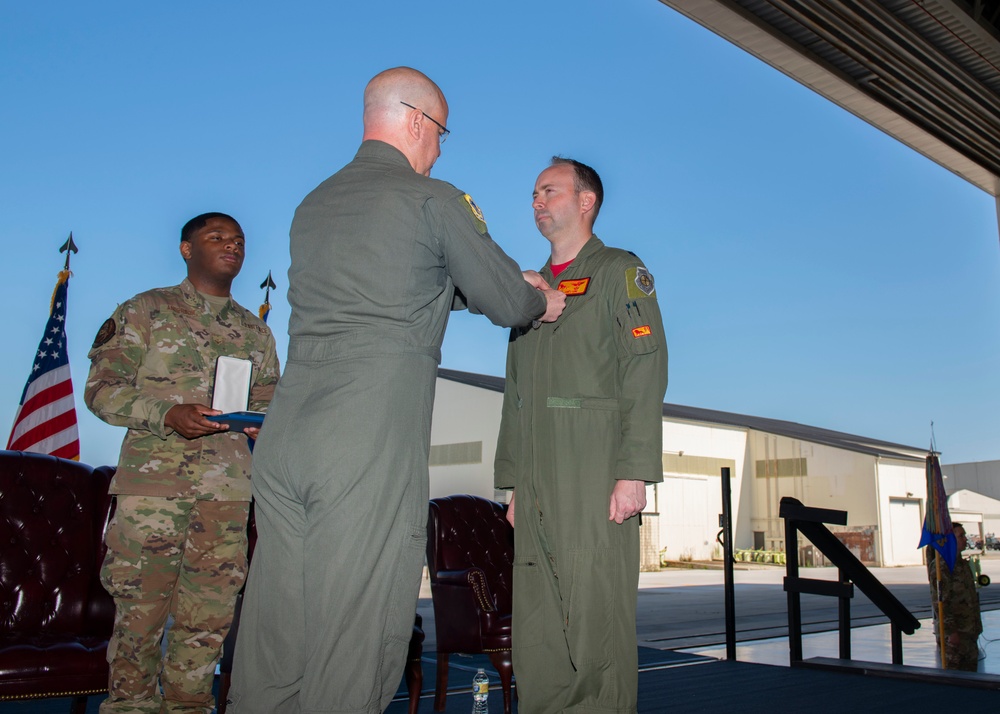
left=426, top=495, right=513, bottom=714
left=0, top=450, right=116, bottom=713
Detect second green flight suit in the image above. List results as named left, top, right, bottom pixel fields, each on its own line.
left=230, top=141, right=546, bottom=714
left=496, top=235, right=668, bottom=713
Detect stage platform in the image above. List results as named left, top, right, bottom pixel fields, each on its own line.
left=7, top=642, right=1000, bottom=714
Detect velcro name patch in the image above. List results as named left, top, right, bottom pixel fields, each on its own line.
left=557, top=277, right=590, bottom=296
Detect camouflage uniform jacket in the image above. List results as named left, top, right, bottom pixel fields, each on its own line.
left=928, top=550, right=983, bottom=636
left=85, top=278, right=280, bottom=501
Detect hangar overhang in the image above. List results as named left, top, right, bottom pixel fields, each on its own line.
left=657, top=0, right=1000, bottom=197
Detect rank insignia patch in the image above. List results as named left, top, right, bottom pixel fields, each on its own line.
left=462, top=194, right=488, bottom=235
left=632, top=325, right=652, bottom=338
left=626, top=266, right=656, bottom=299
left=557, top=277, right=590, bottom=296
left=92, top=317, right=116, bottom=348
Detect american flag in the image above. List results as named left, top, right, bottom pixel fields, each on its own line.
left=6, top=270, right=81, bottom=460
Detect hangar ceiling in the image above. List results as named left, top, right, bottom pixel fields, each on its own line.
left=658, top=0, right=1000, bottom=197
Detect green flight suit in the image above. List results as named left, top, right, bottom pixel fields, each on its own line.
left=495, top=235, right=668, bottom=714
left=229, top=140, right=546, bottom=714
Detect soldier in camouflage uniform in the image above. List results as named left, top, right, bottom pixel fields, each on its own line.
left=86, top=212, right=280, bottom=713
left=927, top=522, right=983, bottom=671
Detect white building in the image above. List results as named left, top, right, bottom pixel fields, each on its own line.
left=429, top=369, right=929, bottom=567
left=942, top=460, right=1000, bottom=501
left=947, top=489, right=1000, bottom=543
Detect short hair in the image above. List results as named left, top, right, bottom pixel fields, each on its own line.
left=954, top=522, right=965, bottom=531
left=181, top=212, right=238, bottom=243
left=551, top=156, right=604, bottom=222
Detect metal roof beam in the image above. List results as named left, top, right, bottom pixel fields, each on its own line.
left=658, top=0, right=1000, bottom=195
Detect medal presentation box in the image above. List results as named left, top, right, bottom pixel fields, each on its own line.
left=206, top=411, right=265, bottom=432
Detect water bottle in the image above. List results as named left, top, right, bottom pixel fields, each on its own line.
left=472, top=667, right=489, bottom=713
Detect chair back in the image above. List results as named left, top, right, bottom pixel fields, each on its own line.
left=426, top=495, right=513, bottom=614
left=0, top=451, right=115, bottom=638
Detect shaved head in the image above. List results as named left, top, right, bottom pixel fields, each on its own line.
left=361, top=67, right=449, bottom=176
left=363, top=67, right=446, bottom=131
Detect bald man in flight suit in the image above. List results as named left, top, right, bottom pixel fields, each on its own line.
left=228, top=68, right=566, bottom=714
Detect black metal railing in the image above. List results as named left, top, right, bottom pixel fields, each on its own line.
left=780, top=496, right=920, bottom=665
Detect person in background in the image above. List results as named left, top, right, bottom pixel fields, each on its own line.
left=928, top=521, right=983, bottom=671
left=86, top=212, right=280, bottom=713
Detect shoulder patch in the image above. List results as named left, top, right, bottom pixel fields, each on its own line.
left=462, top=194, right=488, bottom=235
left=625, top=266, right=655, bottom=299
left=92, top=317, right=116, bottom=348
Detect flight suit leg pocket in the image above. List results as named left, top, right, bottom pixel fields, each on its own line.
left=512, top=557, right=544, bottom=649
left=387, top=523, right=427, bottom=646
left=566, top=548, right=616, bottom=666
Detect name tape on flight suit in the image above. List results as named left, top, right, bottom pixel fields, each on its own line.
left=557, top=277, right=590, bottom=295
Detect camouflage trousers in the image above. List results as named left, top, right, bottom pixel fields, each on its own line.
left=942, top=631, right=980, bottom=671
left=99, top=496, right=250, bottom=714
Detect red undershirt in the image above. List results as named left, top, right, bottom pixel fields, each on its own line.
left=550, top=260, right=573, bottom=277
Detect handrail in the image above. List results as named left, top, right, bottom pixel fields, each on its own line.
left=780, top=496, right=920, bottom=665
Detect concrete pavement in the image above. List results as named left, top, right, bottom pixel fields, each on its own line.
left=417, top=555, right=1000, bottom=654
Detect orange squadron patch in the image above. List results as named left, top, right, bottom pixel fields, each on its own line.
left=632, top=325, right=652, bottom=338
left=557, top=277, right=590, bottom=295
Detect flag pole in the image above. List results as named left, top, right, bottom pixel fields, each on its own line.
left=935, top=551, right=947, bottom=667
left=920, top=445, right=955, bottom=670
left=59, top=232, right=78, bottom=270
left=53, top=232, right=79, bottom=308
left=259, top=270, right=276, bottom=322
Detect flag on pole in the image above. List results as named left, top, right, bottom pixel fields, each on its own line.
left=918, top=450, right=956, bottom=572
left=7, top=240, right=81, bottom=460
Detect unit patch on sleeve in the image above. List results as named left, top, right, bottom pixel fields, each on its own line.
left=625, top=266, right=655, bottom=299
left=557, top=277, right=591, bottom=296
left=92, top=317, right=116, bottom=348
left=632, top=325, right=652, bottom=338
left=462, top=194, right=488, bottom=235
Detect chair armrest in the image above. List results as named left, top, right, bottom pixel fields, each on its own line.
left=434, top=568, right=496, bottom=612
left=430, top=568, right=502, bottom=652
left=433, top=568, right=474, bottom=586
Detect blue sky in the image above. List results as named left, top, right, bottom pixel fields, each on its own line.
left=2, top=0, right=998, bottom=468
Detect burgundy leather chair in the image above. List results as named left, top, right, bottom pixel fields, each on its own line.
left=0, top=450, right=116, bottom=713
left=426, top=495, right=513, bottom=714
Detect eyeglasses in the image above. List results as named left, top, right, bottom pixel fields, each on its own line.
left=400, top=101, right=450, bottom=144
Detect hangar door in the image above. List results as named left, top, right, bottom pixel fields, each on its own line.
left=887, top=498, right=924, bottom=566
